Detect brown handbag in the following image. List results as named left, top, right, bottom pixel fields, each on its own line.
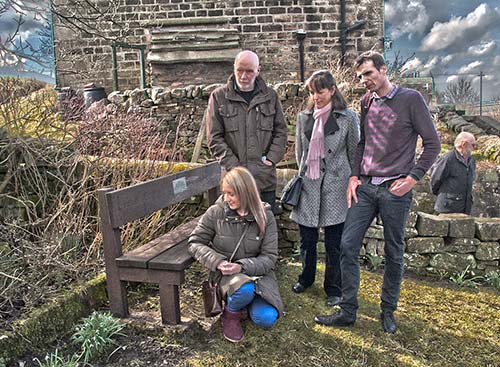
left=201, top=225, right=249, bottom=317
left=202, top=279, right=223, bottom=317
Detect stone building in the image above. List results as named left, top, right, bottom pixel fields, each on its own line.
left=52, top=0, right=384, bottom=92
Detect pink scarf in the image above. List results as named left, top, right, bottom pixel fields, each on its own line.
left=306, top=101, right=332, bottom=180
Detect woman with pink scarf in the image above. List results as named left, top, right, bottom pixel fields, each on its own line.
left=290, top=70, right=360, bottom=307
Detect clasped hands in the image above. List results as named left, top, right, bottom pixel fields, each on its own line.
left=217, top=260, right=242, bottom=275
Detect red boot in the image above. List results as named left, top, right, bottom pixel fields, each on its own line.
left=221, top=307, right=244, bottom=343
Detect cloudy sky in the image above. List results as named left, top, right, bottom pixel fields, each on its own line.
left=1, top=0, right=499, bottom=99
left=385, top=0, right=500, bottom=100
left=0, top=0, right=53, bottom=82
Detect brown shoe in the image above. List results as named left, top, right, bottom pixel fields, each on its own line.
left=221, top=308, right=244, bottom=343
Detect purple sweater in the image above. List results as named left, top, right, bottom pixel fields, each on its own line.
left=352, top=86, right=440, bottom=181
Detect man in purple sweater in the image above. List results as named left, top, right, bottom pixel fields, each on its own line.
left=315, top=51, right=440, bottom=333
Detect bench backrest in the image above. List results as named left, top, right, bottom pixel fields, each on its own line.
left=99, top=161, right=221, bottom=229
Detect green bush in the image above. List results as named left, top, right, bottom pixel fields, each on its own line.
left=449, top=265, right=483, bottom=288
left=34, top=350, right=79, bottom=367
left=72, top=311, right=125, bottom=364
left=364, top=254, right=384, bottom=271
left=485, top=271, right=500, bottom=290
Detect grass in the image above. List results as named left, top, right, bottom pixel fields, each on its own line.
left=177, top=260, right=500, bottom=367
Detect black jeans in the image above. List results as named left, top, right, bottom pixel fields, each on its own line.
left=339, top=180, right=412, bottom=316
left=297, top=223, right=344, bottom=297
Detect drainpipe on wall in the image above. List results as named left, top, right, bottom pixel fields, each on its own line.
left=295, top=29, right=307, bottom=82
left=340, top=0, right=347, bottom=65
left=340, top=0, right=366, bottom=65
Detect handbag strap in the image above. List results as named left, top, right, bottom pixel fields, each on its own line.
left=229, top=224, right=250, bottom=262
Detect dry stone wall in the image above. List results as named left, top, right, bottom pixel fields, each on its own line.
left=278, top=204, right=500, bottom=276
left=105, top=82, right=309, bottom=160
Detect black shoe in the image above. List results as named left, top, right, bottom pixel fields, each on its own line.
left=381, top=311, right=397, bottom=333
left=325, top=296, right=341, bottom=307
left=292, top=282, right=306, bottom=293
left=314, top=310, right=355, bottom=326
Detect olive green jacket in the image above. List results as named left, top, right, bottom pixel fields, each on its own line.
left=205, top=75, right=287, bottom=192
left=188, top=197, right=284, bottom=315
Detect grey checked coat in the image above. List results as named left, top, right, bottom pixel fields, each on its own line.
left=290, top=108, right=360, bottom=227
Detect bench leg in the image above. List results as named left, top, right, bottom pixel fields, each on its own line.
left=159, top=281, right=181, bottom=325
left=107, top=277, right=129, bottom=318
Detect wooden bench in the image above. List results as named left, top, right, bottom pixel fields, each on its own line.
left=98, top=162, right=220, bottom=324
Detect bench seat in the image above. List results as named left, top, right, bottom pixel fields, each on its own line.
left=116, top=217, right=200, bottom=270
left=98, top=162, right=220, bottom=325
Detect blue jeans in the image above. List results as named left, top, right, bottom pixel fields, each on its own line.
left=226, top=282, right=278, bottom=328
left=339, top=180, right=412, bottom=316
left=298, top=223, right=344, bottom=297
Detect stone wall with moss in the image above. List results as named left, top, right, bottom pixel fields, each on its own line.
left=105, top=82, right=308, bottom=162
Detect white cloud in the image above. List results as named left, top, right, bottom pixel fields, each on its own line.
left=0, top=3, right=48, bottom=37
left=457, top=60, right=484, bottom=74
left=0, top=50, right=19, bottom=67
left=401, top=54, right=455, bottom=76
left=420, top=3, right=500, bottom=52
left=441, top=54, right=455, bottom=64
left=385, top=0, right=429, bottom=39
left=423, top=56, right=440, bottom=70
left=446, top=75, right=459, bottom=84
left=401, top=57, right=423, bottom=74
left=467, top=40, right=497, bottom=56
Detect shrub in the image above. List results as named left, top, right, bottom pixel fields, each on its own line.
left=34, top=350, right=79, bottom=367
left=449, top=265, right=483, bottom=288
left=364, top=254, right=384, bottom=271
left=72, top=311, right=125, bottom=364
left=485, top=271, right=500, bottom=290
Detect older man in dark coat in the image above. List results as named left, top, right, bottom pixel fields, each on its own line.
left=430, top=132, right=476, bottom=215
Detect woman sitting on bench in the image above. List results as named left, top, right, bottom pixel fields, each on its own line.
left=188, top=166, right=284, bottom=343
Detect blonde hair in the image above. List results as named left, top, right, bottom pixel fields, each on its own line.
left=222, top=167, right=267, bottom=235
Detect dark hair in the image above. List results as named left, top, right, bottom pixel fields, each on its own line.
left=354, top=51, right=386, bottom=71
left=305, top=70, right=348, bottom=110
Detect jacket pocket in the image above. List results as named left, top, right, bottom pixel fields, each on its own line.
left=444, top=192, right=463, bottom=201
left=258, top=104, right=275, bottom=131
left=443, top=192, right=464, bottom=209
left=219, top=105, right=239, bottom=132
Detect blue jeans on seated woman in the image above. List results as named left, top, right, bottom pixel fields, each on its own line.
left=226, top=282, right=278, bottom=328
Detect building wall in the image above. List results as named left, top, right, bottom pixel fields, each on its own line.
left=52, top=0, right=384, bottom=92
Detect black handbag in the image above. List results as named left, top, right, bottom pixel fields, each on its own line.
left=280, top=175, right=303, bottom=207
left=281, top=163, right=306, bottom=207
left=201, top=226, right=249, bottom=317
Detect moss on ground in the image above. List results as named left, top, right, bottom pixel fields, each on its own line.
left=0, top=274, right=107, bottom=364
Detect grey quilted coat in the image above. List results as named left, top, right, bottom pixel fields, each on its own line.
left=290, top=108, right=360, bottom=227
left=188, top=197, right=284, bottom=315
